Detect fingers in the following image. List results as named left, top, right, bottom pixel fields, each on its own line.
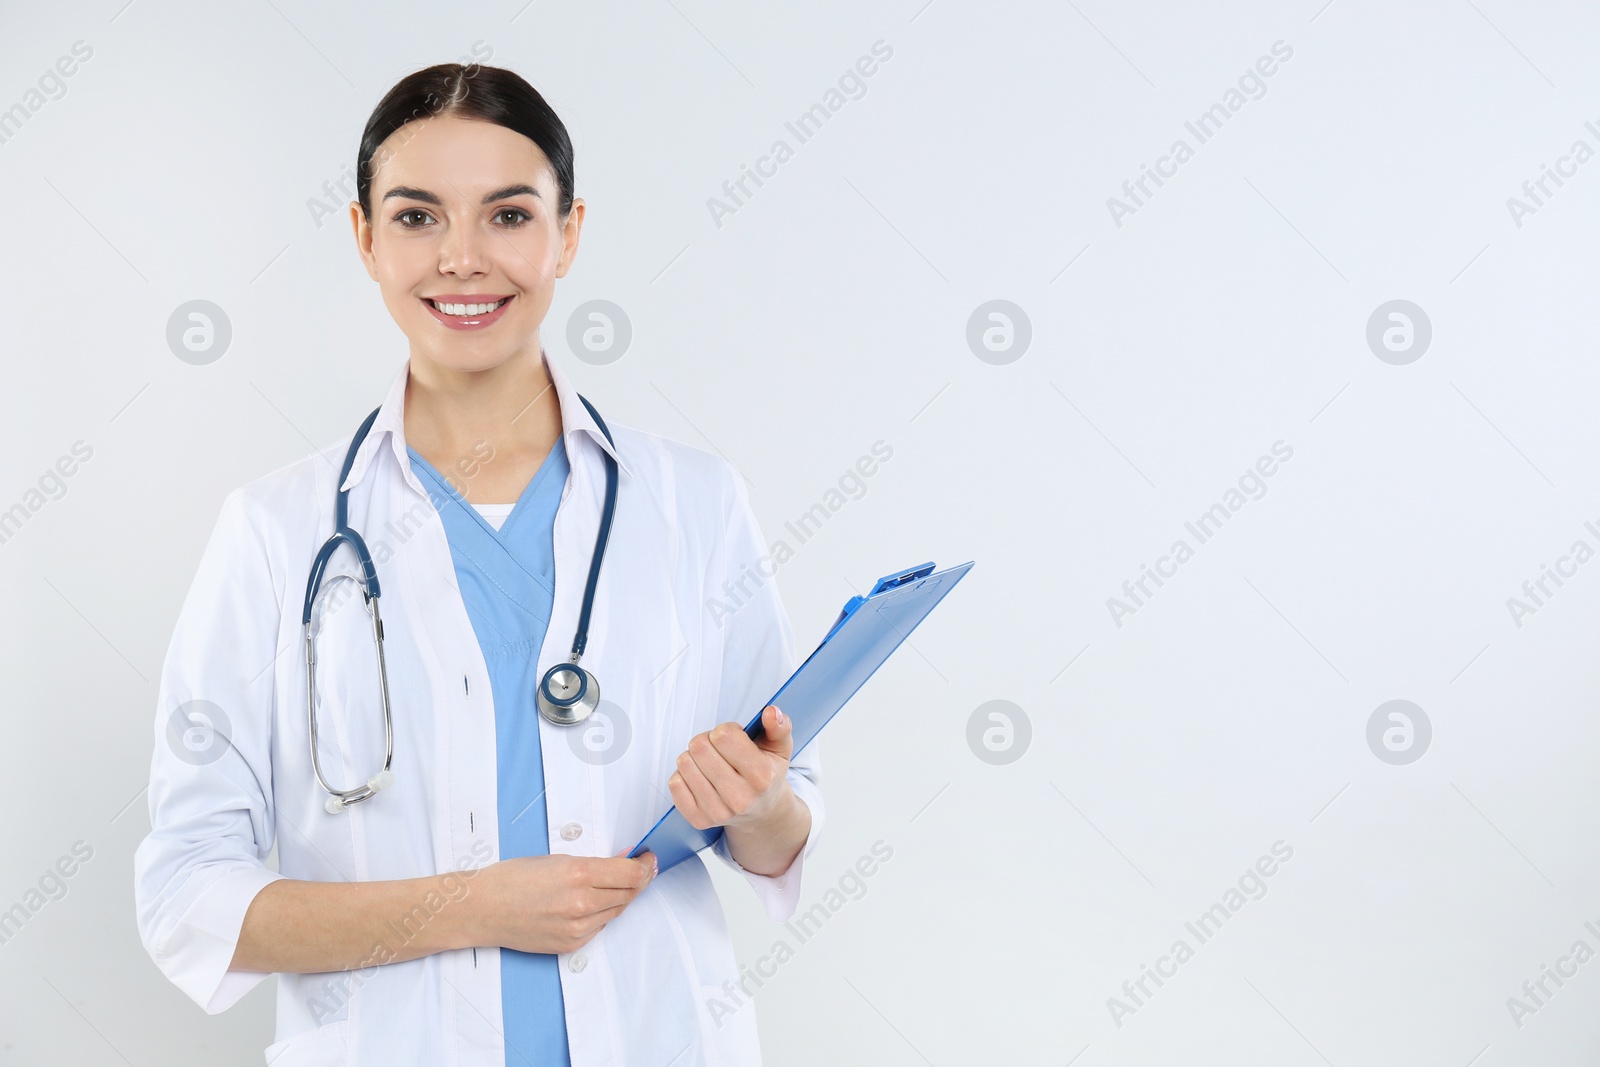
left=565, top=900, right=637, bottom=953
left=672, top=747, right=735, bottom=824
left=671, top=712, right=795, bottom=829
left=611, top=848, right=660, bottom=882
left=577, top=887, right=628, bottom=913
left=686, top=730, right=757, bottom=806
left=754, top=705, right=793, bottom=760
left=584, top=884, right=648, bottom=911
left=707, top=721, right=766, bottom=780
left=667, top=767, right=711, bottom=829
left=582, top=854, right=656, bottom=890
left=560, top=855, right=657, bottom=936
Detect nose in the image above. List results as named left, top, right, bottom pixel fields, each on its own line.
left=436, top=204, right=491, bottom=276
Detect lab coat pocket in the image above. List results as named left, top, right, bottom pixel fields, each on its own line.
left=262, top=1018, right=350, bottom=1065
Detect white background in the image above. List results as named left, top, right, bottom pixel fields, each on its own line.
left=3, top=0, right=1599, bottom=1063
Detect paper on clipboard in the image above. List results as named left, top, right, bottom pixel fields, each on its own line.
left=629, top=559, right=975, bottom=873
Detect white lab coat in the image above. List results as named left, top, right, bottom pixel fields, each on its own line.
left=132, top=352, right=822, bottom=1066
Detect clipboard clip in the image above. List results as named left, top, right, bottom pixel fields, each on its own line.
left=868, top=561, right=935, bottom=595
left=823, top=562, right=936, bottom=640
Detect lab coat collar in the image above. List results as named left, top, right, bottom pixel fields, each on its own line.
left=339, top=347, right=629, bottom=494
left=544, top=347, right=632, bottom=477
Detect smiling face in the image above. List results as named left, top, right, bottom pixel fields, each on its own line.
left=350, top=113, right=584, bottom=374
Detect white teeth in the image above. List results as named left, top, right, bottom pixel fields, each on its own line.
left=431, top=299, right=507, bottom=316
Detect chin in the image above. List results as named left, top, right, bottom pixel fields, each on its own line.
left=415, top=337, right=528, bottom=374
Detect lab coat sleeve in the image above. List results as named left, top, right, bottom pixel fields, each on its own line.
left=706, top=463, right=823, bottom=923
left=132, top=485, right=288, bottom=1014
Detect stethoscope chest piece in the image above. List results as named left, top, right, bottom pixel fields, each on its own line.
left=538, top=661, right=600, bottom=726
left=307, top=393, right=619, bottom=813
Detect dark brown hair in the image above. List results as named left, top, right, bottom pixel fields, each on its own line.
left=356, top=63, right=574, bottom=223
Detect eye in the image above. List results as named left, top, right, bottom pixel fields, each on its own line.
left=395, top=209, right=434, bottom=228
left=493, top=208, right=531, bottom=227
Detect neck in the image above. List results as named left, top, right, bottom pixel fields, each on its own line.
left=405, top=346, right=561, bottom=451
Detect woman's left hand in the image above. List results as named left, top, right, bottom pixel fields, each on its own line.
left=669, top=704, right=794, bottom=832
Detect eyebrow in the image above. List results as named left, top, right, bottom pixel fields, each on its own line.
left=381, top=184, right=543, bottom=206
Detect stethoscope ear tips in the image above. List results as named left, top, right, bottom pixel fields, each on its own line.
left=324, top=769, right=394, bottom=815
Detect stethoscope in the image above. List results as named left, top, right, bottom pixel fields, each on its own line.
left=302, top=394, right=619, bottom=814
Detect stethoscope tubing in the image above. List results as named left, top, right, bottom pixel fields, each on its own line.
left=303, top=394, right=617, bottom=813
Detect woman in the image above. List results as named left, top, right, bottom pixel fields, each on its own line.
left=133, top=62, right=821, bottom=1066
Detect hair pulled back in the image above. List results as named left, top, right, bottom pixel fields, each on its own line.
left=356, top=63, right=574, bottom=223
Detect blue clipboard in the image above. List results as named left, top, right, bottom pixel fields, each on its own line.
left=629, top=559, right=975, bottom=873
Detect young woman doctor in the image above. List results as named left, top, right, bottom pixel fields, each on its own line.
left=133, top=63, right=821, bottom=1066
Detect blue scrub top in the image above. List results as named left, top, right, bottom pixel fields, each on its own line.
left=408, top=440, right=573, bottom=1067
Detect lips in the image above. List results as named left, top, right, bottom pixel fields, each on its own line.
left=422, top=294, right=515, bottom=331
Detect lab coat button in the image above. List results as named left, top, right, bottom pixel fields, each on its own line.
left=560, top=822, right=583, bottom=841
left=570, top=953, right=588, bottom=973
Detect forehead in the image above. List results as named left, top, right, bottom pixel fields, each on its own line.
left=370, top=114, right=555, bottom=196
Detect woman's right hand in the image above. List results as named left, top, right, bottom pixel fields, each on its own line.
left=474, top=852, right=657, bottom=955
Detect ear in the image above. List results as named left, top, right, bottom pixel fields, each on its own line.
left=554, top=199, right=585, bottom=279
left=350, top=201, right=379, bottom=282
